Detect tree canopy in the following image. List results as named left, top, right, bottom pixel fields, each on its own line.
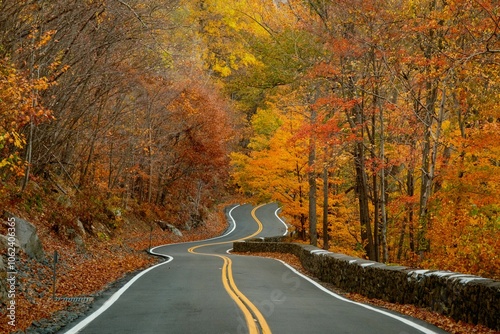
left=1, top=0, right=498, bottom=279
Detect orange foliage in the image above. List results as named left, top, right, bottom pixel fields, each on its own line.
left=228, top=0, right=500, bottom=279
left=0, top=58, right=52, bottom=176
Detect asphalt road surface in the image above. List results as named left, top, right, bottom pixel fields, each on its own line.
left=62, top=203, right=448, bottom=334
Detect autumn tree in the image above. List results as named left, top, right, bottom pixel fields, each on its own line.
left=226, top=0, right=499, bottom=278
left=3, top=0, right=497, bottom=278
left=231, top=90, right=311, bottom=238
left=0, top=58, right=52, bottom=180
left=410, top=0, right=500, bottom=276
left=0, top=0, right=236, bottom=234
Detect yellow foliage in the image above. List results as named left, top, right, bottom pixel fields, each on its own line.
left=184, top=0, right=273, bottom=77
left=0, top=58, right=52, bottom=178
left=35, top=30, right=57, bottom=49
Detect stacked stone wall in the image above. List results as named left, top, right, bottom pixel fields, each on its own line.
left=233, top=239, right=500, bottom=330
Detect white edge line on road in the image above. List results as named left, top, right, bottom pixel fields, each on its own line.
left=277, top=260, right=439, bottom=334
left=64, top=204, right=241, bottom=334
left=201, top=204, right=239, bottom=242
left=63, top=258, right=173, bottom=334
left=274, top=207, right=289, bottom=236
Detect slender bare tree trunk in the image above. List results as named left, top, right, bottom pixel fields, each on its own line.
left=308, top=125, right=317, bottom=246
left=322, top=162, right=329, bottom=250
left=354, top=140, right=376, bottom=260
left=21, top=118, right=34, bottom=192
left=21, top=19, right=40, bottom=193
left=379, top=106, right=388, bottom=262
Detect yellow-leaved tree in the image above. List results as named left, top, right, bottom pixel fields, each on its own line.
left=0, top=58, right=52, bottom=180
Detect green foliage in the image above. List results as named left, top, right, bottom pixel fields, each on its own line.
left=225, top=27, right=323, bottom=118
left=248, top=107, right=283, bottom=151
left=225, top=0, right=500, bottom=277
left=23, top=194, right=44, bottom=213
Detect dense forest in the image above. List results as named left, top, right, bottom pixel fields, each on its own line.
left=1, top=0, right=499, bottom=284
left=0, top=0, right=236, bottom=232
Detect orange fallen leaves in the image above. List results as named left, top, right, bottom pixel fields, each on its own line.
left=1, top=201, right=230, bottom=333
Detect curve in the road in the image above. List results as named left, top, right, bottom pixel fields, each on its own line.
left=188, top=204, right=271, bottom=334
left=64, top=204, right=243, bottom=334
left=64, top=204, right=273, bottom=334
left=273, top=207, right=289, bottom=236
left=63, top=203, right=445, bottom=334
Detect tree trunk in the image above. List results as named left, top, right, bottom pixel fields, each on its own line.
left=322, top=163, right=329, bottom=250
left=418, top=84, right=445, bottom=254
left=379, top=106, right=388, bottom=263
left=308, top=104, right=317, bottom=246
left=308, top=134, right=317, bottom=246
left=397, top=217, right=406, bottom=261
left=354, top=141, right=376, bottom=260
left=79, top=131, right=97, bottom=188
left=371, top=141, right=380, bottom=262
left=406, top=139, right=417, bottom=254
left=21, top=27, right=39, bottom=193
left=21, top=118, right=34, bottom=192
left=297, top=162, right=306, bottom=241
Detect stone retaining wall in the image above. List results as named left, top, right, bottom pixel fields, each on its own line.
left=233, top=238, right=500, bottom=330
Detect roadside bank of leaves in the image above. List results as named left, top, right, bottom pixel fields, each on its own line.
left=235, top=252, right=498, bottom=334
left=1, top=241, right=156, bottom=334
left=2, top=202, right=230, bottom=333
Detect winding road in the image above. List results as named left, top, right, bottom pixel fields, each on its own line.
left=62, top=203, right=448, bottom=334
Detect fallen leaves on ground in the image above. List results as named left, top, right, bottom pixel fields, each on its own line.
left=1, top=206, right=229, bottom=333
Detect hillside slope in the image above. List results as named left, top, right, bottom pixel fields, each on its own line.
left=0, top=180, right=229, bottom=333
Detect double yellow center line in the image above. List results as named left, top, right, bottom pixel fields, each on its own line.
left=188, top=205, right=272, bottom=334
